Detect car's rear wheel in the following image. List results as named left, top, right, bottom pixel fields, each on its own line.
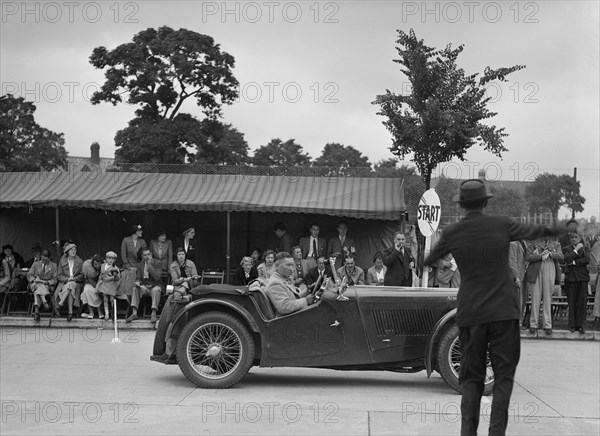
left=437, top=324, right=494, bottom=396
left=176, top=312, right=254, bottom=389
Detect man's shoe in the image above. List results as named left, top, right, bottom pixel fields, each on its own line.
left=67, top=313, right=73, bottom=322
left=53, top=308, right=61, bottom=318
left=570, top=327, right=576, bottom=333
left=34, top=312, right=40, bottom=322
left=520, top=325, right=528, bottom=331
left=544, top=328, right=552, bottom=335
left=150, top=311, right=157, bottom=323
left=529, top=327, right=537, bottom=334
left=125, top=314, right=138, bottom=323
left=578, top=327, right=585, bottom=334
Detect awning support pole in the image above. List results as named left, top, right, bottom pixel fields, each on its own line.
left=226, top=211, right=231, bottom=284
left=55, top=207, right=60, bottom=259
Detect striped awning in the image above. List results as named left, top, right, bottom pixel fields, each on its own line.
left=0, top=171, right=405, bottom=220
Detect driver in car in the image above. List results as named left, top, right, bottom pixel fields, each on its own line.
left=266, top=252, right=317, bottom=316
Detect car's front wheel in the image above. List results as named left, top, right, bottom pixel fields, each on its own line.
left=437, top=324, right=494, bottom=396
left=176, top=311, right=255, bottom=389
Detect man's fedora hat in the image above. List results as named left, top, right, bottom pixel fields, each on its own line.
left=453, top=179, right=493, bottom=204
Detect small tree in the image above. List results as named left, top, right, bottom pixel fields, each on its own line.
left=0, top=94, right=68, bottom=171
left=252, top=139, right=311, bottom=167
left=373, top=29, right=525, bottom=189
left=313, top=143, right=371, bottom=176
left=525, top=173, right=585, bottom=224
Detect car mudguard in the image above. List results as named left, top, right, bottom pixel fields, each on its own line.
left=165, top=298, right=261, bottom=355
left=425, top=308, right=457, bottom=377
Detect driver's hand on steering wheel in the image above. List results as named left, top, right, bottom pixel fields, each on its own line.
left=306, top=294, right=316, bottom=306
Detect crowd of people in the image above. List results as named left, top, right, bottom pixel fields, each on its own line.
left=1, top=216, right=598, bottom=328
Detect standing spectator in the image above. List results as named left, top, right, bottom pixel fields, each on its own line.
left=97, top=251, right=121, bottom=321
left=366, top=252, right=387, bottom=286
left=175, top=227, right=198, bottom=267
left=423, top=179, right=559, bottom=436
left=170, top=247, right=199, bottom=299
left=436, top=253, right=461, bottom=288
left=327, top=221, right=356, bottom=270
left=291, top=246, right=309, bottom=287
left=382, top=232, right=415, bottom=287
left=150, top=230, right=173, bottom=273
left=562, top=233, right=591, bottom=333
left=80, top=254, right=104, bottom=319
left=273, top=222, right=294, bottom=254
left=559, top=219, right=579, bottom=248
left=591, top=241, right=600, bottom=326
left=127, top=248, right=164, bottom=323
left=0, top=244, right=26, bottom=292
left=27, top=249, right=57, bottom=322
left=337, top=254, right=365, bottom=286
left=298, top=223, right=326, bottom=269
left=233, top=256, right=258, bottom=286
left=24, top=242, right=42, bottom=268
left=250, top=247, right=263, bottom=269
left=257, top=250, right=275, bottom=282
left=120, top=225, right=146, bottom=297
left=306, top=255, right=333, bottom=289
left=525, top=236, right=563, bottom=335
left=54, top=243, right=84, bottom=322
left=508, top=240, right=529, bottom=328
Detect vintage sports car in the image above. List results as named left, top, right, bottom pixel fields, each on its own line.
left=150, top=281, right=494, bottom=394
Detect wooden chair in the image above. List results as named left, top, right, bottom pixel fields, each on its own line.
left=200, top=270, right=225, bottom=285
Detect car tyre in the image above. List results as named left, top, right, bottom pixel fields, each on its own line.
left=437, top=324, right=494, bottom=396
left=176, top=311, right=255, bottom=389
left=152, top=295, right=178, bottom=356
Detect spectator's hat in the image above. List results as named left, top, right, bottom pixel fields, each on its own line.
left=131, top=224, right=143, bottom=234
left=182, top=227, right=194, bottom=236
left=2, top=244, right=13, bottom=251
left=566, top=218, right=578, bottom=226
left=453, top=179, right=493, bottom=204
left=63, top=243, right=76, bottom=253
left=156, top=230, right=167, bottom=237
left=31, top=242, right=42, bottom=252
left=105, top=251, right=117, bottom=259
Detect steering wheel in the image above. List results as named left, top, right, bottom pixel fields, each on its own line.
left=311, top=274, right=325, bottom=300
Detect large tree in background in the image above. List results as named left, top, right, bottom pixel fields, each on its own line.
left=373, top=29, right=525, bottom=189
left=525, top=173, right=585, bottom=224
left=90, top=26, right=239, bottom=163
left=252, top=139, right=311, bottom=167
left=486, top=185, right=525, bottom=218
left=0, top=94, right=67, bottom=171
left=313, top=143, right=371, bottom=176
left=191, top=120, right=249, bottom=165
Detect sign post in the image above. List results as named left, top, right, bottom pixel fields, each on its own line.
left=417, top=189, right=441, bottom=287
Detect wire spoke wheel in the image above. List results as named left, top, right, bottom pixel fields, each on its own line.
left=177, top=312, right=255, bottom=388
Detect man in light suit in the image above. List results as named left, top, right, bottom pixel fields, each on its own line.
left=266, top=252, right=315, bottom=316
left=508, top=240, right=528, bottom=327
left=327, top=221, right=356, bottom=270
left=298, top=223, right=327, bottom=269
left=424, top=179, right=561, bottom=436
left=127, top=248, right=164, bottom=323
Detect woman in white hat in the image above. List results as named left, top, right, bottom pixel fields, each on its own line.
left=54, top=243, right=84, bottom=322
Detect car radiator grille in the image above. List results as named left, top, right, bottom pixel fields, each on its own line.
left=372, top=309, right=437, bottom=336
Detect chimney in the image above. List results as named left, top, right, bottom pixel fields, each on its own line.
left=90, top=142, right=100, bottom=164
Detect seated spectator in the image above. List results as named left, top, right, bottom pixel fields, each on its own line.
left=80, top=254, right=104, bottom=319
left=97, top=251, right=122, bottom=321
left=257, top=250, right=275, bottom=282
left=169, top=247, right=199, bottom=299
left=24, top=242, right=42, bottom=268
left=306, top=255, right=333, bottom=290
left=436, top=253, right=461, bottom=288
left=266, top=252, right=316, bottom=316
left=250, top=247, right=263, bottom=269
left=233, top=256, right=259, bottom=286
left=336, top=254, right=365, bottom=286
left=327, top=221, right=356, bottom=270
left=0, top=244, right=26, bottom=292
left=127, top=247, right=164, bottom=323
left=54, top=243, right=84, bottom=322
left=291, top=246, right=309, bottom=287
left=366, top=252, right=387, bottom=286
left=150, top=230, right=173, bottom=273
left=1, top=244, right=25, bottom=269
left=27, top=250, right=58, bottom=322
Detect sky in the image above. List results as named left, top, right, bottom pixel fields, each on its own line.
left=2, top=0, right=599, bottom=219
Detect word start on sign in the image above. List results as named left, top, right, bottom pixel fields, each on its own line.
left=417, top=204, right=441, bottom=223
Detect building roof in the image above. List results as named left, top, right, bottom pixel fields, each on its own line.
left=0, top=171, right=406, bottom=220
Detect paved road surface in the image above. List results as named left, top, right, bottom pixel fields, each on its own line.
left=1, top=327, right=598, bottom=435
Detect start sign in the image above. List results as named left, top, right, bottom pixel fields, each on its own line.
left=417, top=189, right=441, bottom=237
